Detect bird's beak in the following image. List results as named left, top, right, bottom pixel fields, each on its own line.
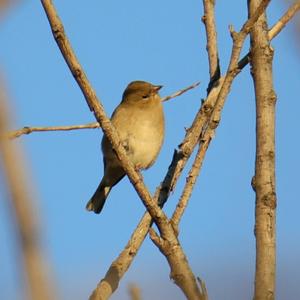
left=152, top=85, right=163, bottom=93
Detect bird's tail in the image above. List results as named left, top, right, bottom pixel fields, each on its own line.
left=86, top=182, right=112, bottom=214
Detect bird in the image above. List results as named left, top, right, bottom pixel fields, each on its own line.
left=86, top=80, right=165, bottom=214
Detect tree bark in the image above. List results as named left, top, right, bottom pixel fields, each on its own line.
left=248, top=1, right=277, bottom=299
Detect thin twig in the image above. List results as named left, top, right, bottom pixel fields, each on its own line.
left=162, top=81, right=200, bottom=102
left=8, top=122, right=100, bottom=139
left=0, top=81, right=54, bottom=300
left=9, top=82, right=200, bottom=139
left=40, top=1, right=203, bottom=299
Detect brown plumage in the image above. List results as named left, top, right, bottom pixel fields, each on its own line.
left=86, top=81, right=165, bottom=214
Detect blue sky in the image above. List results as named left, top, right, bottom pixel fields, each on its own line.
left=0, top=1, right=300, bottom=299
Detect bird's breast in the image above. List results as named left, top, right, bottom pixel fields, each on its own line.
left=113, top=105, right=164, bottom=169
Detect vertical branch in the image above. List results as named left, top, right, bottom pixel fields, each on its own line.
left=0, top=83, right=54, bottom=300
left=248, top=1, right=277, bottom=299
left=202, top=0, right=220, bottom=92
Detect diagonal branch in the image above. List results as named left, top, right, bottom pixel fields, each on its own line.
left=40, top=1, right=203, bottom=299
left=268, top=1, right=300, bottom=39
left=162, top=81, right=200, bottom=102
left=41, top=0, right=172, bottom=235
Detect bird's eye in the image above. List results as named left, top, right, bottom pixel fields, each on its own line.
left=142, top=95, right=149, bottom=100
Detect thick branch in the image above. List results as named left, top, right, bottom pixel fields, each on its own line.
left=248, top=1, right=277, bottom=299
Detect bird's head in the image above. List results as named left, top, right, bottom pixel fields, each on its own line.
left=122, top=81, right=163, bottom=104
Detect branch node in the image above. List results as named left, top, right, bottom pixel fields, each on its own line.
left=229, top=24, right=237, bottom=38
left=72, top=67, right=82, bottom=79
left=23, top=126, right=31, bottom=134
left=210, top=117, right=220, bottom=129
left=52, top=23, right=64, bottom=39
left=149, top=228, right=166, bottom=250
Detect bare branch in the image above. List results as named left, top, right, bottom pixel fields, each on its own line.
left=8, top=122, right=100, bottom=139
left=40, top=0, right=170, bottom=235
left=165, top=1, right=271, bottom=206
left=248, top=1, right=277, bottom=298
left=268, top=2, right=300, bottom=40
left=169, top=0, right=272, bottom=230
left=0, top=81, right=54, bottom=300
left=162, top=81, right=200, bottom=102
left=9, top=82, right=200, bottom=139
left=239, top=2, right=300, bottom=70
left=240, top=0, right=271, bottom=35
left=40, top=1, right=203, bottom=299
left=90, top=213, right=152, bottom=300
left=202, top=0, right=221, bottom=91
left=206, top=0, right=271, bottom=129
